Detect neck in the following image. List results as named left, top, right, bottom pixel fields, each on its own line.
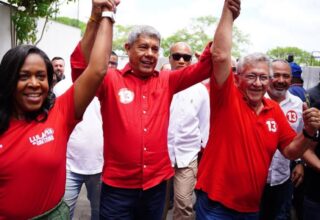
left=131, top=70, right=152, bottom=80
left=249, top=101, right=264, bottom=115
left=267, top=91, right=286, bottom=103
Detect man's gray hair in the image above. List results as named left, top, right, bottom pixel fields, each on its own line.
left=127, top=25, right=161, bottom=45
left=237, top=52, right=273, bottom=77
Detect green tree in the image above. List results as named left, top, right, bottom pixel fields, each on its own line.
left=161, top=15, right=250, bottom=57
left=54, top=17, right=86, bottom=35
left=267, top=47, right=320, bottom=66
left=8, top=0, right=75, bottom=44
left=53, top=18, right=132, bottom=52
left=113, top=24, right=133, bottom=51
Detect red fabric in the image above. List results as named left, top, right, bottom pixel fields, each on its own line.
left=71, top=42, right=213, bottom=190
left=0, top=87, right=79, bottom=219
left=196, top=73, right=296, bottom=212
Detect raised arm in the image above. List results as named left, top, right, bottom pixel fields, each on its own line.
left=81, top=0, right=117, bottom=63
left=73, top=0, right=119, bottom=119
left=211, top=0, right=240, bottom=86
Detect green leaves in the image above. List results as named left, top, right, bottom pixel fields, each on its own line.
left=161, top=15, right=249, bottom=57
left=8, top=0, right=75, bottom=44
left=267, top=47, right=320, bottom=66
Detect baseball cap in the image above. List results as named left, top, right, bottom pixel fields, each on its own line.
left=290, top=62, right=302, bottom=78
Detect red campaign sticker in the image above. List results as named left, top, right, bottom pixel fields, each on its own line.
left=286, top=110, right=297, bottom=123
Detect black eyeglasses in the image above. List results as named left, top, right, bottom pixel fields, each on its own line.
left=171, top=53, right=192, bottom=62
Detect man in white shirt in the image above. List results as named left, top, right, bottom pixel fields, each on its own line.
left=167, top=42, right=210, bottom=219
left=260, top=59, right=304, bottom=220
left=54, top=78, right=103, bottom=220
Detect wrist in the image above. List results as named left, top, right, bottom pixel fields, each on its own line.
left=303, top=129, right=320, bottom=142
left=101, top=11, right=115, bottom=23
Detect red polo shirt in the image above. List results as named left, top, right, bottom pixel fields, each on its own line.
left=196, top=73, right=296, bottom=212
left=71, top=43, right=213, bottom=189
left=0, top=87, right=78, bottom=219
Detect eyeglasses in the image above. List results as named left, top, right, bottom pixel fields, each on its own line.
left=171, top=53, right=192, bottom=62
left=243, top=73, right=270, bottom=84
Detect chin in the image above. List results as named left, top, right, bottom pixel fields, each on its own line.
left=140, top=70, right=154, bottom=77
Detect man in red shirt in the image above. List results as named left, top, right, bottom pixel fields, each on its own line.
left=71, top=1, right=241, bottom=219
left=195, top=0, right=320, bottom=219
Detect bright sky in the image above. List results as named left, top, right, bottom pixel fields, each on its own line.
left=59, top=0, right=320, bottom=55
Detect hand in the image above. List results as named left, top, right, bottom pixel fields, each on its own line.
left=291, top=163, right=304, bottom=187
left=302, top=103, right=320, bottom=135
left=93, top=0, right=120, bottom=12
left=227, top=0, right=241, bottom=20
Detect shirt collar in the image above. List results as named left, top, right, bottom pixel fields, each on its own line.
left=120, top=63, right=160, bottom=77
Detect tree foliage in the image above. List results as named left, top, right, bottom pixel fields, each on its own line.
left=161, top=15, right=250, bottom=58
left=8, top=0, right=75, bottom=44
left=113, top=24, right=133, bottom=51
left=267, top=47, right=320, bottom=66
left=54, top=17, right=86, bottom=35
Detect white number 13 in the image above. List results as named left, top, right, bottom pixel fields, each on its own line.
left=266, top=120, right=277, bottom=132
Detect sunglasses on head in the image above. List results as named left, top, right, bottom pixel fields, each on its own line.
left=171, top=53, right=192, bottom=62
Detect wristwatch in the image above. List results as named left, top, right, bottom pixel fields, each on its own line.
left=303, top=129, right=320, bottom=142
left=101, top=11, right=115, bottom=23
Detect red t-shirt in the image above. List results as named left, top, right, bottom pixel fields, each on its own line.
left=196, top=73, right=296, bottom=212
left=0, top=87, right=79, bottom=219
left=71, top=43, right=213, bottom=189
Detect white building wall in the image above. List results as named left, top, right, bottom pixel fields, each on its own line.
left=36, top=19, right=81, bottom=80
left=0, top=2, right=14, bottom=59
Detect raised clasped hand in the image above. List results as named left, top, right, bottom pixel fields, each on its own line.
left=227, top=0, right=241, bottom=20
left=93, top=0, right=120, bottom=12
left=303, top=104, right=320, bottom=135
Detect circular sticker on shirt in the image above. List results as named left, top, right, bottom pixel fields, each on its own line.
left=118, top=88, right=134, bottom=104
left=286, top=110, right=298, bottom=123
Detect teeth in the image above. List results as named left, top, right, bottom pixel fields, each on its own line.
left=27, top=94, right=40, bottom=97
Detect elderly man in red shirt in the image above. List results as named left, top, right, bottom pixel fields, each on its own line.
left=195, top=0, right=320, bottom=219
left=71, top=1, right=241, bottom=219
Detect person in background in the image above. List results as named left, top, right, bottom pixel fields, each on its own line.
left=108, top=51, right=118, bottom=69
left=302, top=78, right=320, bottom=220
left=260, top=59, right=304, bottom=220
left=195, top=0, right=320, bottom=219
left=168, top=42, right=210, bottom=220
left=288, top=61, right=306, bottom=102
left=0, top=0, right=117, bottom=218
left=52, top=56, right=66, bottom=82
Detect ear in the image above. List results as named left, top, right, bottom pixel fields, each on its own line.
left=124, top=43, right=130, bottom=54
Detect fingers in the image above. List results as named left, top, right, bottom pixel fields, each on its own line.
left=303, top=108, right=320, bottom=131
left=291, top=171, right=303, bottom=187
left=303, top=102, right=308, bottom=111
left=114, top=0, right=120, bottom=6
left=294, top=175, right=303, bottom=187
left=93, top=0, right=118, bottom=12
left=227, top=0, right=241, bottom=20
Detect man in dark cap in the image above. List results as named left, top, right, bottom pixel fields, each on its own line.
left=289, top=62, right=306, bottom=102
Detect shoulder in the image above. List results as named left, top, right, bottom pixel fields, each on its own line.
left=288, top=92, right=303, bottom=105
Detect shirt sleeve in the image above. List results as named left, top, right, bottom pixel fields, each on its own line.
left=70, top=42, right=87, bottom=82
left=70, top=41, right=106, bottom=99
